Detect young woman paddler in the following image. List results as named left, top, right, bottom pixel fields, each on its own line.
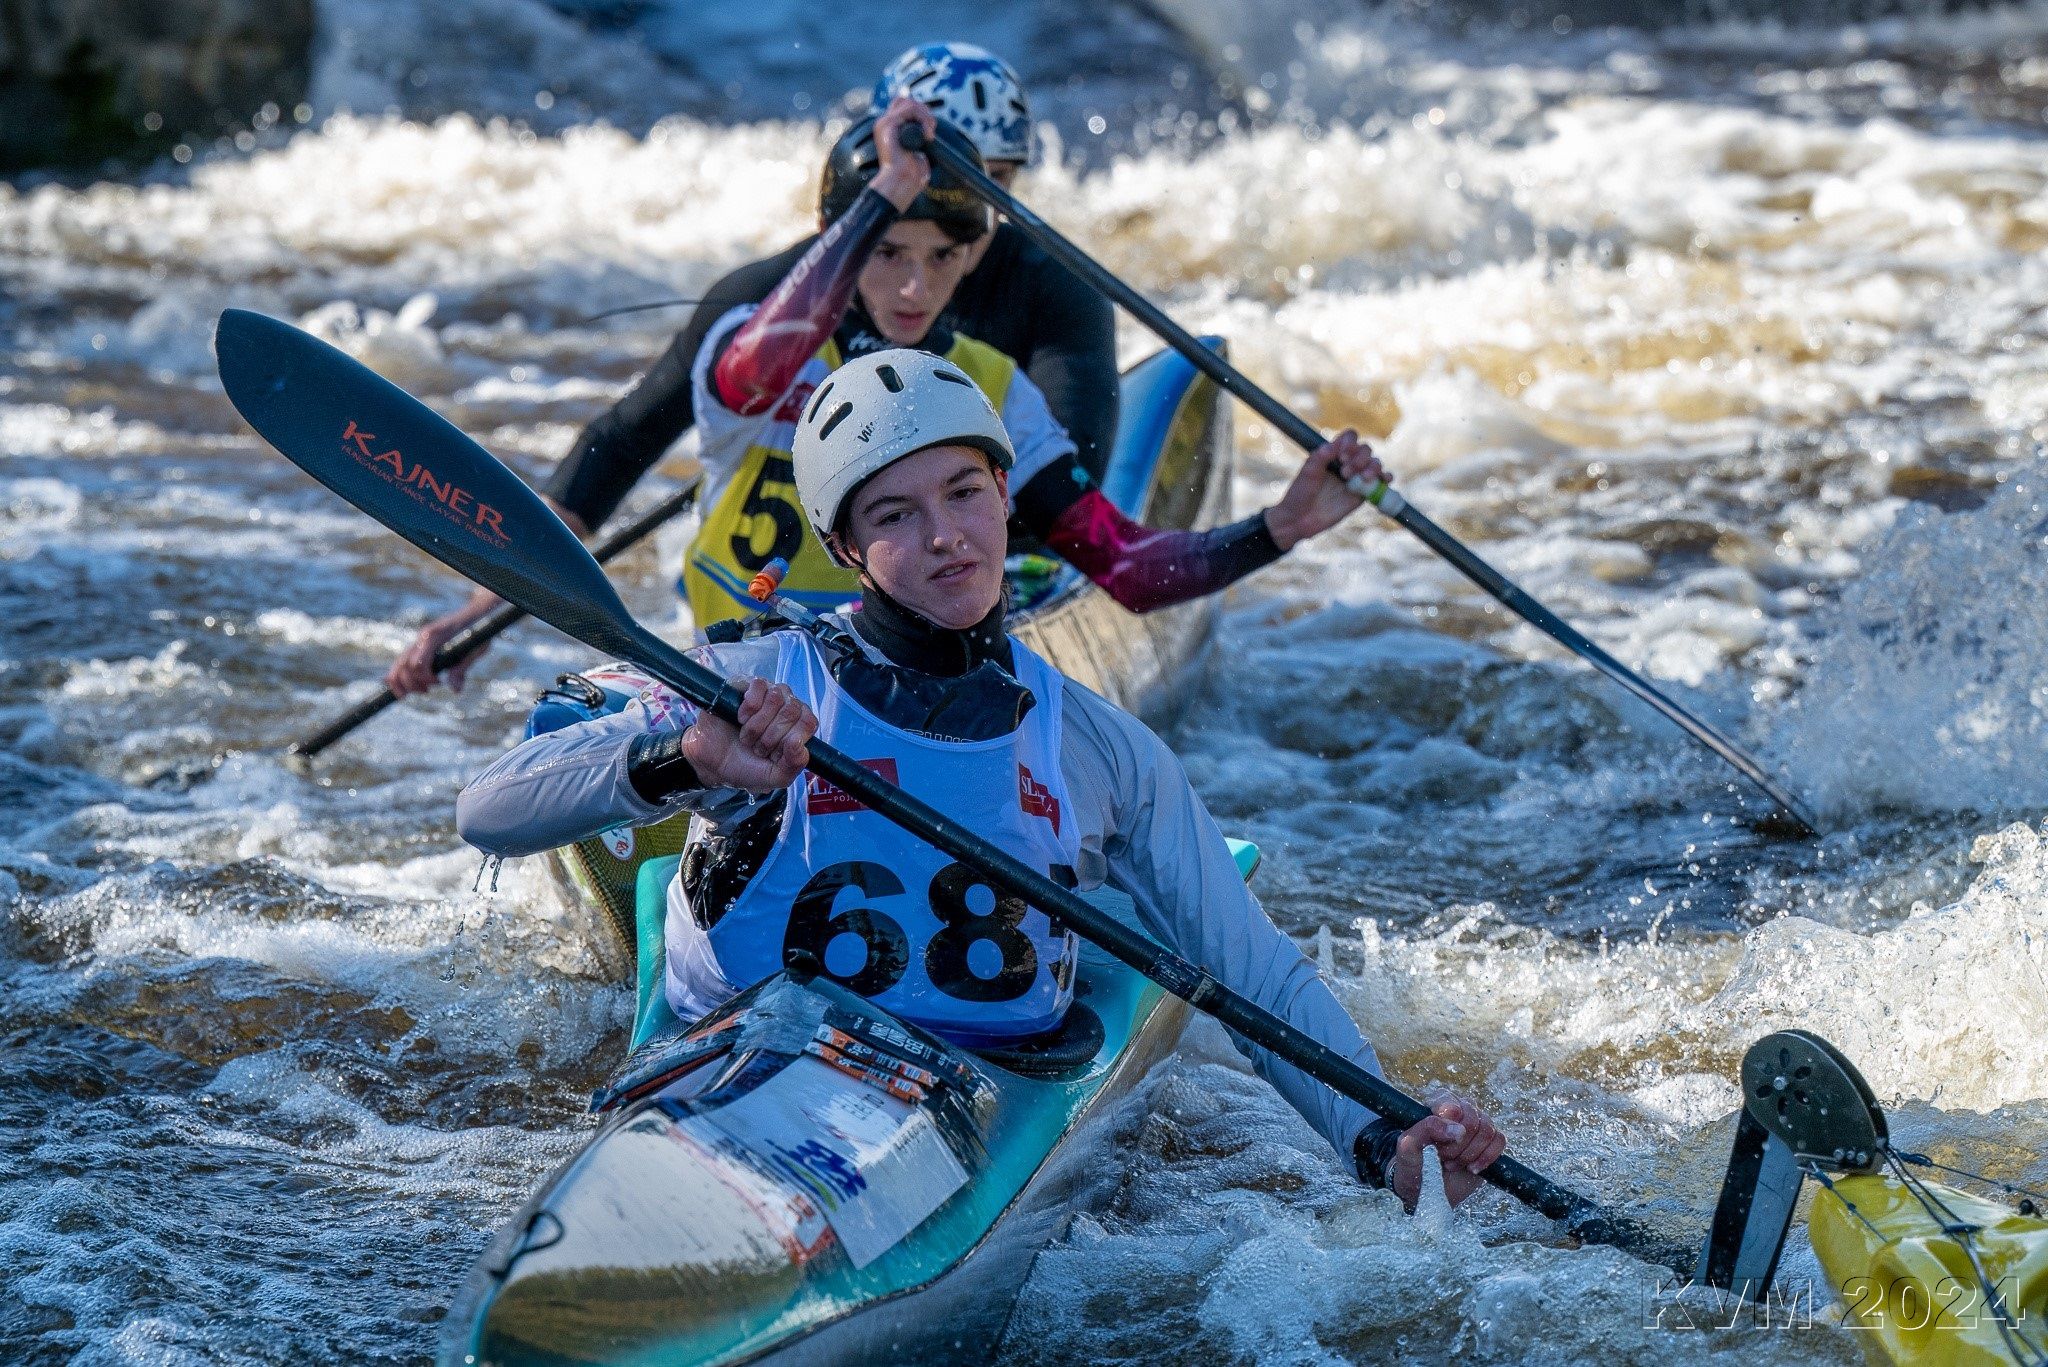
left=389, top=43, right=1113, bottom=696
left=456, top=348, right=1506, bottom=1207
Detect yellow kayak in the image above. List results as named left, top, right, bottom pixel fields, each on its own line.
left=1703, top=1032, right=2048, bottom=1367
left=1809, top=1172, right=2048, bottom=1367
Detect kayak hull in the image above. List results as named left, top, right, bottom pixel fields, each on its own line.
left=448, top=835, right=1259, bottom=1366
left=1810, top=1172, right=2048, bottom=1367
left=1008, top=338, right=1234, bottom=721
left=541, top=342, right=1234, bottom=975
left=678, top=963, right=1184, bottom=1367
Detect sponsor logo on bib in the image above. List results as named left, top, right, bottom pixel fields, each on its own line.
left=772, top=381, right=815, bottom=424
left=1018, top=765, right=1060, bottom=836
left=806, top=758, right=900, bottom=815
left=601, top=826, right=636, bottom=860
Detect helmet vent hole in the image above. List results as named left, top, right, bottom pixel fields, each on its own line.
left=877, top=364, right=904, bottom=393
left=931, top=368, right=974, bottom=388
left=818, top=402, right=856, bottom=440
left=973, top=79, right=988, bottom=110
left=806, top=382, right=835, bottom=422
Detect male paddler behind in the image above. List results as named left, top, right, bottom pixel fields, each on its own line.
left=456, top=349, right=1507, bottom=1206
left=390, top=42, right=1111, bottom=693
left=388, top=51, right=1387, bottom=686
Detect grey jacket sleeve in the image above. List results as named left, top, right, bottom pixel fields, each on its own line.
left=455, top=637, right=785, bottom=857
left=1060, top=681, right=1384, bottom=1159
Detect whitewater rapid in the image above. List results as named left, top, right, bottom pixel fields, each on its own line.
left=9, top=2, right=2048, bottom=1361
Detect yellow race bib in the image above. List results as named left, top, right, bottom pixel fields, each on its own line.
left=683, top=337, right=1019, bottom=630
left=684, top=442, right=858, bottom=626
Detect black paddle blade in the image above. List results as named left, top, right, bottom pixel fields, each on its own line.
left=214, top=309, right=639, bottom=662
left=214, top=311, right=1667, bottom=1259
left=1696, top=1107, right=1805, bottom=1298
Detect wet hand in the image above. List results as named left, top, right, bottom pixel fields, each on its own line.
left=873, top=94, right=937, bottom=211
left=386, top=612, right=481, bottom=697
left=1390, top=1095, right=1507, bottom=1210
left=680, top=679, right=817, bottom=793
left=1262, top=430, right=1388, bottom=551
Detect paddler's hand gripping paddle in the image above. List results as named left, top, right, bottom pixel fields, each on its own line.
left=215, top=308, right=1692, bottom=1272
left=900, top=123, right=1816, bottom=839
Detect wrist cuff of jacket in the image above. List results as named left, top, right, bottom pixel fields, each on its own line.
left=627, top=729, right=702, bottom=804
left=1353, top=1116, right=1404, bottom=1193
left=854, top=183, right=903, bottom=225
left=1221, top=512, right=1285, bottom=572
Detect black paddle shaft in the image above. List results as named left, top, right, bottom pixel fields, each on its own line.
left=216, top=308, right=1688, bottom=1269
left=287, top=459, right=700, bottom=760
left=902, top=126, right=1816, bottom=839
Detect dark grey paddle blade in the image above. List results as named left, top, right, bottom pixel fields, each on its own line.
left=1698, top=1107, right=1805, bottom=1299
left=215, top=308, right=640, bottom=662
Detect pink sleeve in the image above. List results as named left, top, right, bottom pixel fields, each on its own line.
left=713, top=187, right=897, bottom=415
left=1040, top=488, right=1285, bottom=614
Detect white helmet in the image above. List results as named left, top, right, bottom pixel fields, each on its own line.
left=871, top=42, right=1033, bottom=165
left=794, top=349, right=1014, bottom=564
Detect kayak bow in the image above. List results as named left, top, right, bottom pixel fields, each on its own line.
left=439, top=848, right=1262, bottom=1366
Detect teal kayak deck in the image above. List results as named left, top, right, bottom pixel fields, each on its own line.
left=448, top=843, right=1259, bottom=1367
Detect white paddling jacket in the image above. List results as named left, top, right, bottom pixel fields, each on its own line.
left=456, top=622, right=1389, bottom=1161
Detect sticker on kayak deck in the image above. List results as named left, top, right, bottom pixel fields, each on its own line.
left=600, top=826, right=635, bottom=861
left=702, top=1055, right=967, bottom=1269
left=664, top=1116, right=833, bottom=1265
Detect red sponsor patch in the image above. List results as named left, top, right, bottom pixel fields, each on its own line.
left=805, top=757, right=898, bottom=815
left=1019, top=765, right=1060, bottom=835
left=341, top=419, right=510, bottom=547
left=772, top=381, right=816, bottom=425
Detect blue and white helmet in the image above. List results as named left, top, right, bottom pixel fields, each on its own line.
left=870, top=42, right=1033, bottom=165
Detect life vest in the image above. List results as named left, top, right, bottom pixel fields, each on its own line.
left=663, top=628, right=1081, bottom=1045
left=683, top=335, right=1023, bottom=629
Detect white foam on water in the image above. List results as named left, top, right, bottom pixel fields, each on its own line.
left=13, top=5, right=2048, bottom=1361
left=246, top=607, right=415, bottom=653
left=56, top=643, right=216, bottom=705
left=1, top=113, right=825, bottom=307
left=0, top=476, right=84, bottom=556
left=1290, top=812, right=2048, bottom=1116
left=1775, top=475, right=2048, bottom=820
left=26, top=843, right=627, bottom=1059
left=1707, top=820, right=2048, bottom=1111
left=1015, top=810, right=2048, bottom=1359
left=0, top=404, right=190, bottom=461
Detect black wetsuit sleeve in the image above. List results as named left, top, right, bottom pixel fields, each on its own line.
left=542, top=237, right=817, bottom=529
left=1022, top=253, right=1118, bottom=480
